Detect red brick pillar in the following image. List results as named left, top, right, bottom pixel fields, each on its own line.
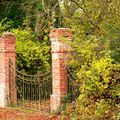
left=50, top=28, right=72, bottom=112
left=0, top=33, right=16, bottom=107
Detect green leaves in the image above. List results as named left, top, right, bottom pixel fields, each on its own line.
left=0, top=18, right=13, bottom=33
left=63, top=0, right=120, bottom=119
left=13, top=28, right=50, bottom=74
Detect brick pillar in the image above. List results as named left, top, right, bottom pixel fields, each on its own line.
left=50, top=28, right=72, bottom=112
left=0, top=33, right=16, bottom=107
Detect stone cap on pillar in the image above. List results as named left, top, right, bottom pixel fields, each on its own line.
left=0, top=32, right=15, bottom=38
left=49, top=28, right=72, bottom=40
left=49, top=28, right=72, bottom=53
left=0, top=32, right=16, bottom=53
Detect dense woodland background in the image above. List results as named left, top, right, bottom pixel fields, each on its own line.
left=0, top=0, right=120, bottom=119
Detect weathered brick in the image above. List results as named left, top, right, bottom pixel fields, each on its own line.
left=0, top=33, right=16, bottom=107
left=50, top=28, right=72, bottom=112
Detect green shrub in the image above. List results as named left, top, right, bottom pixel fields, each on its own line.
left=0, top=18, right=13, bottom=33
left=66, top=35, right=120, bottom=120
left=12, top=27, right=51, bottom=74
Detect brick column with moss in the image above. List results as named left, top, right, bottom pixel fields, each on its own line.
left=49, top=28, right=72, bottom=112
left=0, top=33, right=16, bottom=107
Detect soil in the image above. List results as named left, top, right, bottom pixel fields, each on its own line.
left=0, top=107, right=61, bottom=120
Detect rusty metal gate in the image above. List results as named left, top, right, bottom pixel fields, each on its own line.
left=9, top=59, right=52, bottom=112
left=67, top=66, right=80, bottom=101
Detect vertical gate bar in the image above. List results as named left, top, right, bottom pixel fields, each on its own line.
left=24, top=81, right=27, bottom=107
left=33, top=80, right=35, bottom=108
left=39, top=80, right=41, bottom=110
left=26, top=81, right=29, bottom=102
left=31, top=82, right=32, bottom=103
left=25, top=81, right=27, bottom=101
left=38, top=72, right=41, bottom=111
left=32, top=81, right=35, bottom=106
left=29, top=82, right=30, bottom=102
left=41, top=87, right=43, bottom=109
left=35, top=80, right=37, bottom=108
left=34, top=79, right=36, bottom=109
left=30, top=82, right=31, bottom=102
left=35, top=80, right=36, bottom=107
left=32, top=80, right=34, bottom=107
left=23, top=75, right=25, bottom=107
left=32, top=79, right=33, bottom=107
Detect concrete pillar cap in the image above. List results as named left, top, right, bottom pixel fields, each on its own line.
left=0, top=32, right=15, bottom=39
left=49, top=28, right=72, bottom=39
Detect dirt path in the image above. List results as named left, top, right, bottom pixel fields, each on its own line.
left=0, top=107, right=50, bottom=120
left=0, top=107, right=68, bottom=120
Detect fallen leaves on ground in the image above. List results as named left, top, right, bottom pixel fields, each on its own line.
left=0, top=107, right=49, bottom=120
left=0, top=108, right=70, bottom=120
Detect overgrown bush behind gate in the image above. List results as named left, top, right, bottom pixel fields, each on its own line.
left=0, top=19, right=51, bottom=74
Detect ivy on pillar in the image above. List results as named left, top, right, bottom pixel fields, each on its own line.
left=0, top=33, right=16, bottom=107
left=50, top=28, right=72, bottom=112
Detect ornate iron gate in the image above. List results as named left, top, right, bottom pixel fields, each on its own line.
left=67, top=66, right=80, bottom=101
left=9, top=59, right=52, bottom=112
